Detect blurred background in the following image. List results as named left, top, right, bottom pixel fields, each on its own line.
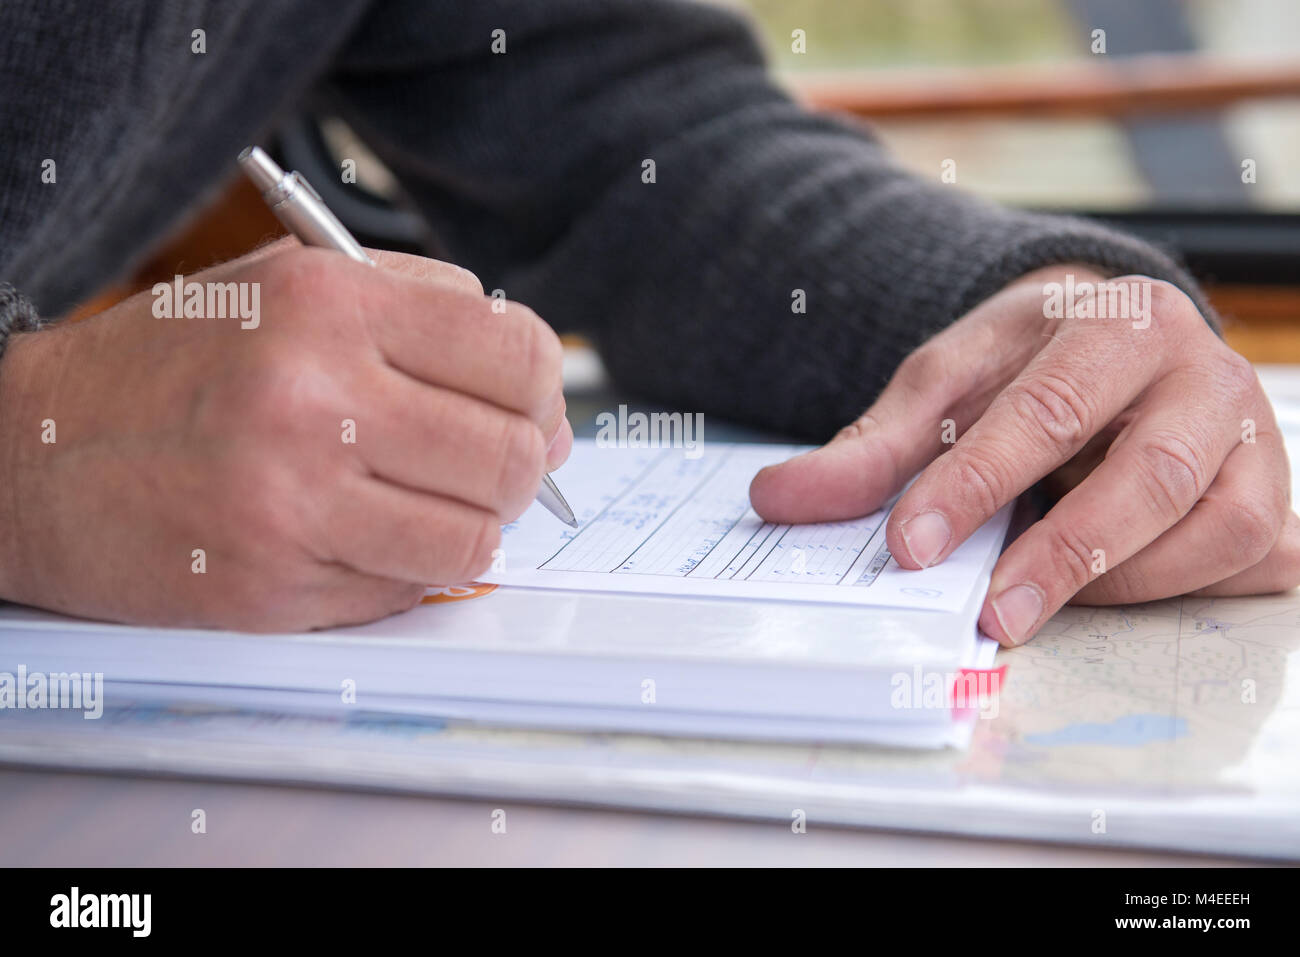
left=733, top=0, right=1300, bottom=361
left=96, top=0, right=1300, bottom=359
left=743, top=0, right=1299, bottom=211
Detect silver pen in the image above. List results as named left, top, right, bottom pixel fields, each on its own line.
left=238, top=146, right=578, bottom=528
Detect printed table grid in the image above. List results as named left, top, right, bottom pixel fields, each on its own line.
left=541, top=448, right=892, bottom=586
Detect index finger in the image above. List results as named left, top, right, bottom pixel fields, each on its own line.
left=310, top=253, right=563, bottom=422
left=368, top=248, right=484, bottom=296
left=885, top=302, right=1176, bottom=570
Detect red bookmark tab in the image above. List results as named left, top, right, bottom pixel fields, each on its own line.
left=951, top=665, right=1007, bottom=719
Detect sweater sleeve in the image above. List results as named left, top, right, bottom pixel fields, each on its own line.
left=0, top=283, right=44, bottom=360
left=329, top=0, right=1214, bottom=440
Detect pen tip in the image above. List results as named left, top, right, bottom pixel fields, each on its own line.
left=566, top=517, right=580, bottom=528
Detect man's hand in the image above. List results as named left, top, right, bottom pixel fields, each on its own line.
left=0, top=241, right=572, bottom=631
left=750, top=264, right=1300, bottom=645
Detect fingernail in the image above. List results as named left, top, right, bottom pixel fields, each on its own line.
left=991, top=584, right=1044, bottom=645
left=900, top=511, right=951, bottom=567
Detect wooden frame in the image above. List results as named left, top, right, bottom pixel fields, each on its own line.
left=793, top=53, right=1300, bottom=119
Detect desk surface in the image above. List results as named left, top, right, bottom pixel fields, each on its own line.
left=0, top=767, right=1260, bottom=867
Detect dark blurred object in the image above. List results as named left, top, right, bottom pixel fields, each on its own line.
left=277, top=113, right=427, bottom=254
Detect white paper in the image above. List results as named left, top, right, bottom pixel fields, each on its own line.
left=486, top=441, right=1012, bottom=614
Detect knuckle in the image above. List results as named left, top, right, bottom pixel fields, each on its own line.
left=834, top=412, right=885, bottom=450
left=265, top=247, right=338, bottom=305
left=895, top=346, right=944, bottom=392
left=500, top=304, right=562, bottom=409
left=1132, top=430, right=1209, bottom=522
left=1211, top=349, right=1258, bottom=406
left=240, top=356, right=333, bottom=433
left=834, top=413, right=882, bottom=449
left=944, top=446, right=1008, bottom=517
left=1217, top=493, right=1281, bottom=568
left=835, top=418, right=872, bottom=444
left=458, top=515, right=501, bottom=582
left=524, top=311, right=564, bottom=386
left=493, top=416, right=546, bottom=514
left=1090, top=552, right=1147, bottom=602
left=1040, top=521, right=1101, bottom=593
left=1268, top=521, right=1300, bottom=588
left=836, top=412, right=903, bottom=488
left=1146, top=279, right=1191, bottom=323
left=1005, top=372, right=1096, bottom=455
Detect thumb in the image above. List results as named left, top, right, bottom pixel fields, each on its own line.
left=748, top=350, right=958, bottom=524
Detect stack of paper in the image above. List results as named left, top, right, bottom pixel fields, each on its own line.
left=0, top=442, right=1011, bottom=747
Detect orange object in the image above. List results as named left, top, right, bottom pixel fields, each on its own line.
left=420, top=583, right=499, bottom=604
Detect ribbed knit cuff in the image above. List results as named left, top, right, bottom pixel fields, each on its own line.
left=0, top=283, right=44, bottom=361
left=946, top=210, right=1222, bottom=338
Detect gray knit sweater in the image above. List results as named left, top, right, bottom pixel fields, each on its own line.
left=1, top=0, right=1210, bottom=439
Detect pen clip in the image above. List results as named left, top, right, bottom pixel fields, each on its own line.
left=288, top=171, right=323, bottom=203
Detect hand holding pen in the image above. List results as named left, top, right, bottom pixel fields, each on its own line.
left=239, top=146, right=577, bottom=528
